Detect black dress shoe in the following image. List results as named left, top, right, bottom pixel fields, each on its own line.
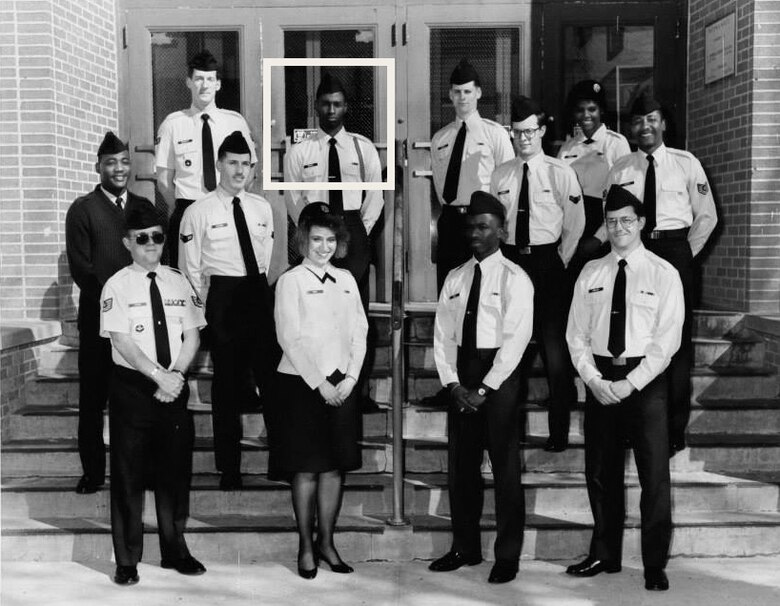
left=219, top=473, right=243, bottom=491
left=75, top=475, right=103, bottom=494
left=315, top=546, right=354, bottom=573
left=543, top=437, right=568, bottom=453
left=644, top=567, right=669, bottom=591
left=161, top=556, right=206, bottom=575
left=488, top=560, right=518, bottom=584
left=297, top=550, right=318, bottom=579
left=428, top=550, right=482, bottom=572
left=566, top=556, right=621, bottom=577
left=113, top=565, right=139, bottom=585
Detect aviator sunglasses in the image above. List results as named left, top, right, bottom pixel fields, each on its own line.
left=134, top=231, right=166, bottom=245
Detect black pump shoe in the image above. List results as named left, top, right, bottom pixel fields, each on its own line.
left=315, top=545, right=354, bottom=574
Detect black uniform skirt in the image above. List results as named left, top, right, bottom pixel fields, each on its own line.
left=266, top=371, right=362, bottom=481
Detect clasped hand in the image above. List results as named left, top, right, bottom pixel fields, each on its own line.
left=319, top=376, right=356, bottom=407
left=588, top=377, right=635, bottom=406
left=153, top=369, right=185, bottom=403
left=451, top=385, right=486, bottom=414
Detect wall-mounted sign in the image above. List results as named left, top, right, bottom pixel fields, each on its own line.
left=705, top=12, right=736, bottom=84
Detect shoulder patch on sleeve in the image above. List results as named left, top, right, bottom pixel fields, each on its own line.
left=697, top=182, right=709, bottom=195
left=102, top=298, right=113, bottom=312
left=180, top=233, right=193, bottom=243
left=569, top=194, right=581, bottom=204
left=191, top=295, right=203, bottom=308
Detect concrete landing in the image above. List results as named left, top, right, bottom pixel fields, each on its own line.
left=1, top=557, right=779, bottom=606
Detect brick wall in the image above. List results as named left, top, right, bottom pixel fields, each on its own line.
left=0, top=0, right=119, bottom=323
left=689, top=0, right=780, bottom=313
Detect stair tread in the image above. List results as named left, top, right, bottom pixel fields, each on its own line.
left=695, top=398, right=780, bottom=409
left=4, top=510, right=780, bottom=535
left=4, top=470, right=774, bottom=492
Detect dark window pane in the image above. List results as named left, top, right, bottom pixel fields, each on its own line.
left=151, top=31, right=240, bottom=133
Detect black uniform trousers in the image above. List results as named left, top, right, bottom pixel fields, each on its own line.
left=206, top=274, right=279, bottom=476
left=332, top=209, right=371, bottom=311
left=448, top=347, right=525, bottom=563
left=77, top=290, right=112, bottom=484
left=585, top=356, right=671, bottom=570
left=166, top=198, right=195, bottom=269
left=436, top=206, right=471, bottom=292
left=109, top=366, right=194, bottom=567
left=642, top=233, right=693, bottom=446
left=502, top=241, right=577, bottom=444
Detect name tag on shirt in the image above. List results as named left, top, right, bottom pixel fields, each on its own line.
left=128, top=302, right=147, bottom=308
left=306, top=289, right=324, bottom=295
left=588, top=287, right=604, bottom=293
left=210, top=223, right=228, bottom=229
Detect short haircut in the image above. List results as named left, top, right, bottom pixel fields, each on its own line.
left=295, top=209, right=350, bottom=259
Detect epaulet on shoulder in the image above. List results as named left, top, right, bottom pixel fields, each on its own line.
left=481, top=118, right=505, bottom=129
left=350, top=132, right=372, bottom=144
left=220, top=108, right=245, bottom=119
left=605, top=129, right=624, bottom=139
left=166, top=266, right=182, bottom=275
left=666, top=147, right=694, bottom=160
left=244, top=191, right=269, bottom=203
left=160, top=110, right=186, bottom=125
left=646, top=249, right=677, bottom=272
left=544, top=155, right=570, bottom=169
left=500, top=257, right=523, bottom=275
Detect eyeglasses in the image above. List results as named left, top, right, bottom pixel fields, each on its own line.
left=134, top=232, right=166, bottom=245
left=606, top=216, right=639, bottom=229
left=511, top=127, right=541, bottom=140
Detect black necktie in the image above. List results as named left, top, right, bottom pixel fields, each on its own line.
left=461, top=263, right=481, bottom=353
left=608, top=259, right=627, bottom=358
left=115, top=196, right=123, bottom=210
left=643, top=154, right=656, bottom=233
left=232, top=197, right=260, bottom=276
left=516, top=162, right=530, bottom=248
left=322, top=272, right=336, bottom=284
left=148, top=272, right=171, bottom=369
left=202, top=114, right=217, bottom=192
left=442, top=121, right=467, bottom=204
left=328, top=138, right=344, bottom=214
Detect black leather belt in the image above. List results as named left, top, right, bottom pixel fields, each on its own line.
left=594, top=354, right=644, bottom=367
left=513, top=241, right=559, bottom=255
left=441, top=205, right=469, bottom=214
left=643, top=227, right=689, bottom=240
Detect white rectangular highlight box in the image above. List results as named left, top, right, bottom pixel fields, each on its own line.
left=262, top=57, right=395, bottom=191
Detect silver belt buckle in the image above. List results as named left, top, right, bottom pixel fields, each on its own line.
left=455, top=206, right=468, bottom=214
left=649, top=230, right=662, bottom=240
left=612, top=357, right=627, bottom=366
left=517, top=246, right=532, bottom=255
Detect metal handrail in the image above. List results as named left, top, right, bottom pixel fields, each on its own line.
left=387, top=137, right=409, bottom=527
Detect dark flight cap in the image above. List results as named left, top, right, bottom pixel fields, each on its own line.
left=124, top=200, right=166, bottom=232
left=97, top=131, right=128, bottom=157
left=604, top=184, right=644, bottom=215
left=188, top=50, right=219, bottom=73
left=316, top=73, right=348, bottom=99
left=511, top=96, right=542, bottom=123
left=630, top=94, right=663, bottom=117
left=467, top=191, right=505, bottom=220
left=299, top=201, right=331, bottom=224
left=450, top=59, right=480, bottom=87
left=218, top=130, right=251, bottom=156
left=567, top=79, right=608, bottom=111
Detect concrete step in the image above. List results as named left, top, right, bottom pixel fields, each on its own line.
left=3, top=471, right=778, bottom=520
left=6, top=434, right=780, bottom=477
left=3, top=510, right=780, bottom=562
left=37, top=332, right=764, bottom=380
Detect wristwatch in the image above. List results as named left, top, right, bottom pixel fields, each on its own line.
left=477, top=384, right=490, bottom=397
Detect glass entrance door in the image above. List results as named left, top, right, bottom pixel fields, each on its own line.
left=403, top=3, right=529, bottom=301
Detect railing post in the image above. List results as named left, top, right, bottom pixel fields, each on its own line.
left=387, top=138, right=409, bottom=527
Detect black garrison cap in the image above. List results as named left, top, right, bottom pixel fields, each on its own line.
left=97, top=131, right=128, bottom=157
left=511, top=96, right=543, bottom=123
left=566, top=79, right=608, bottom=111
left=316, top=73, right=348, bottom=99
left=450, top=59, right=480, bottom=87
left=299, top=201, right=331, bottom=223
left=188, top=50, right=219, bottom=73
left=124, top=200, right=167, bottom=231
left=467, top=191, right=505, bottom=221
left=629, top=94, right=664, bottom=117
left=604, top=184, right=645, bottom=216
left=218, top=130, right=251, bottom=156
